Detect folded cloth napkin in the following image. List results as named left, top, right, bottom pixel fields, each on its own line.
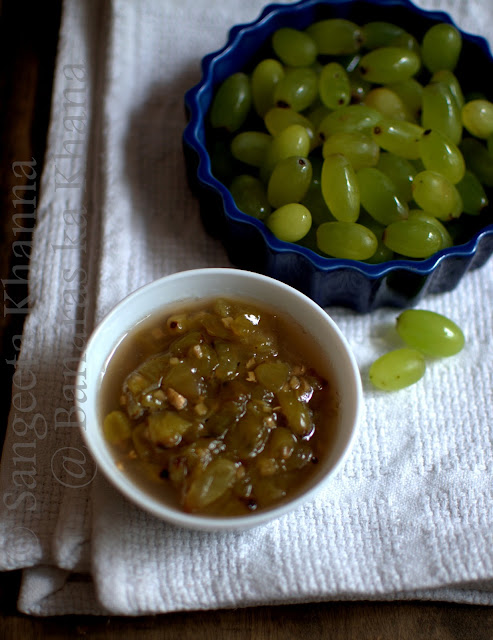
left=1, top=0, right=493, bottom=616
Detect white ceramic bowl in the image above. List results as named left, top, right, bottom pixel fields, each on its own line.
left=76, top=268, right=362, bottom=531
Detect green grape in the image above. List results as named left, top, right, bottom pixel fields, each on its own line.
left=305, top=103, right=332, bottom=139
left=383, top=218, right=443, bottom=258
left=209, top=72, right=252, bottom=132
left=456, top=169, right=489, bottom=215
left=387, top=79, right=424, bottom=122
left=184, top=458, right=237, bottom=510
left=300, top=155, right=336, bottom=225
left=356, top=167, right=409, bottom=225
left=267, top=156, right=312, bottom=208
left=369, top=348, right=425, bottom=391
left=261, top=124, right=311, bottom=180
left=317, top=105, right=383, bottom=141
left=319, top=62, right=351, bottom=109
left=103, top=411, right=131, bottom=444
left=272, top=27, right=317, bottom=67
left=460, top=137, right=493, bottom=187
left=273, top=67, right=318, bottom=112
left=316, top=221, right=377, bottom=260
left=418, top=129, right=465, bottom=184
left=376, top=152, right=416, bottom=202
left=251, top=59, right=285, bottom=117
left=462, top=99, right=493, bottom=139
left=421, top=82, right=462, bottom=145
left=396, top=309, right=465, bottom=356
left=264, top=107, right=316, bottom=147
left=430, top=70, right=464, bottom=110
left=363, top=87, right=408, bottom=120
left=372, top=120, right=424, bottom=159
left=361, top=21, right=406, bottom=49
left=364, top=239, right=394, bottom=263
left=321, top=154, right=360, bottom=222
left=230, top=174, right=271, bottom=220
left=301, top=184, right=336, bottom=225
left=348, top=68, right=372, bottom=103
left=358, top=47, right=421, bottom=84
left=392, top=32, right=420, bottom=54
left=358, top=213, right=394, bottom=263
left=411, top=170, right=463, bottom=220
left=266, top=203, right=312, bottom=242
left=230, top=131, right=272, bottom=167
left=305, top=19, right=363, bottom=55
left=408, top=209, right=453, bottom=249
left=322, top=131, right=380, bottom=170
left=421, top=22, right=462, bottom=73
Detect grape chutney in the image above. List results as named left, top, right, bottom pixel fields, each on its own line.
left=100, top=297, right=339, bottom=516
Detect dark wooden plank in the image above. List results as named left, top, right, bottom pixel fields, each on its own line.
left=2, top=600, right=493, bottom=639
left=1, top=1, right=493, bottom=637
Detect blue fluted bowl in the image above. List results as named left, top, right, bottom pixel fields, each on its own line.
left=183, top=0, right=493, bottom=312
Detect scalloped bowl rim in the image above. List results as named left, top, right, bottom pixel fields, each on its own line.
left=183, top=0, right=493, bottom=280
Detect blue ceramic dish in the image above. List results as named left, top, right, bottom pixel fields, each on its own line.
left=183, top=0, right=493, bottom=312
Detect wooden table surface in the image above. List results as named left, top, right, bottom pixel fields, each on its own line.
left=1, top=1, right=493, bottom=638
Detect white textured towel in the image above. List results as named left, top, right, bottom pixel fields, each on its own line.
left=1, top=0, right=493, bottom=616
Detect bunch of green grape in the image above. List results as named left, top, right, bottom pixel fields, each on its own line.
left=208, top=16, right=493, bottom=262
left=369, top=309, right=465, bottom=391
